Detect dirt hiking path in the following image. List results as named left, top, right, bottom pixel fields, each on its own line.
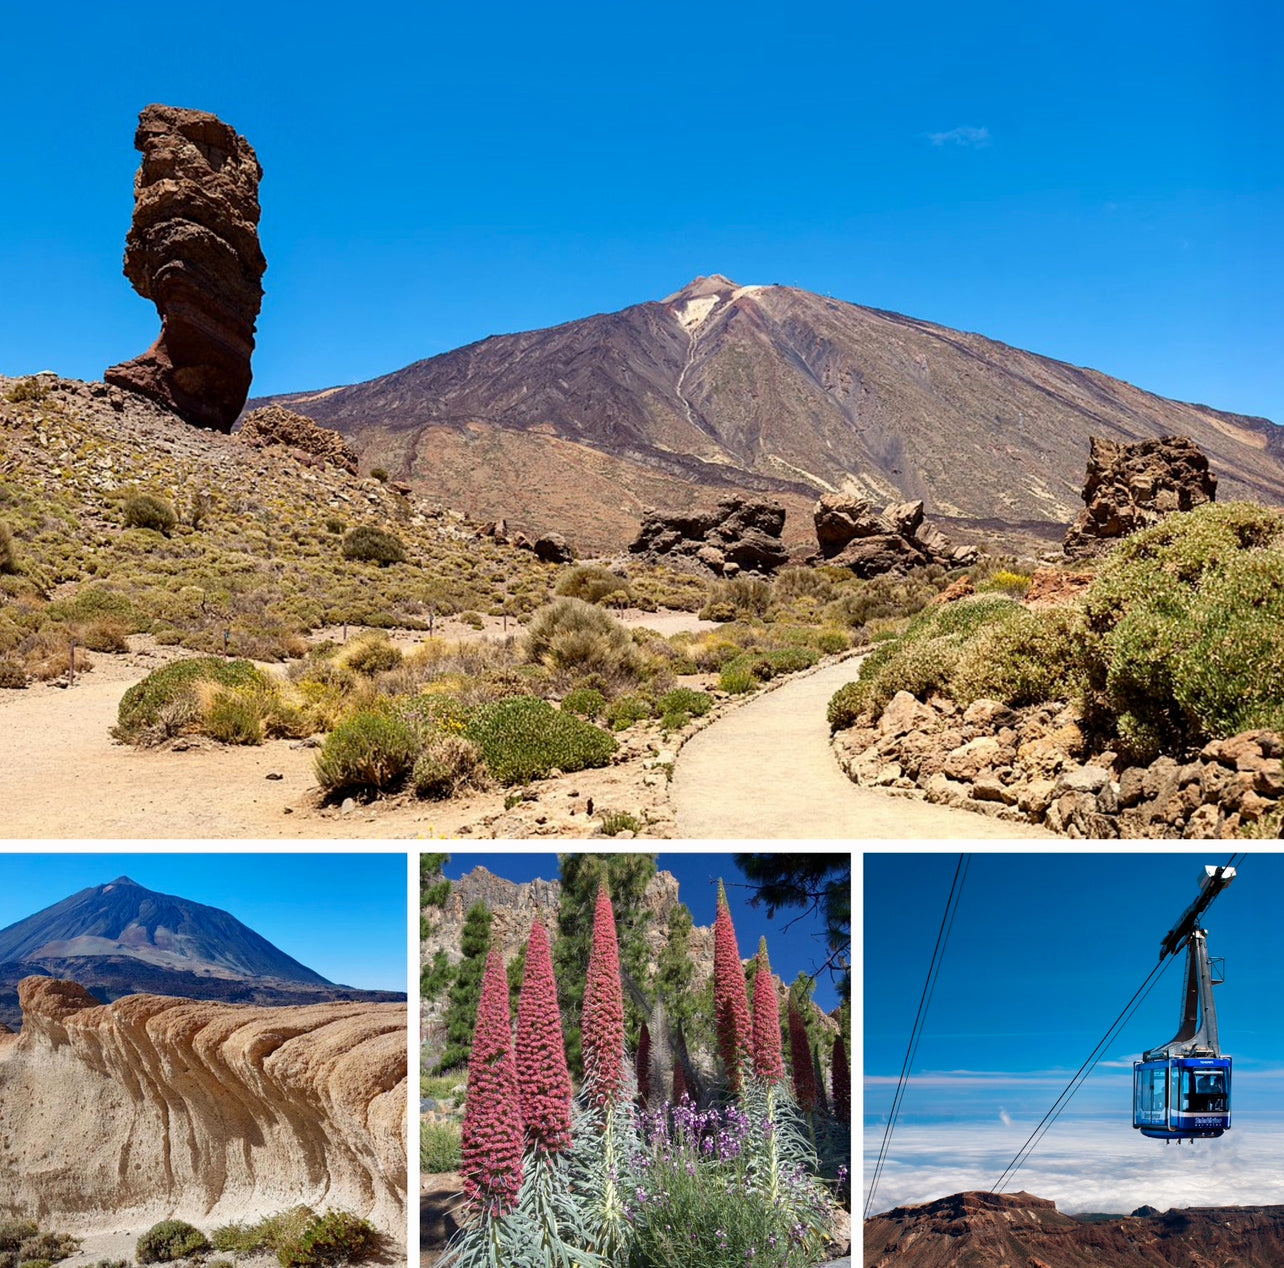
left=672, top=659, right=1052, bottom=839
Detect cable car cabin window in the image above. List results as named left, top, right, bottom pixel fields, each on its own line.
left=1180, top=1069, right=1227, bottom=1113
left=1135, top=1065, right=1167, bottom=1119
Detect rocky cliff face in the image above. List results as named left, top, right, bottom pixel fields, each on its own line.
left=865, top=1190, right=1284, bottom=1267
left=0, top=977, right=406, bottom=1235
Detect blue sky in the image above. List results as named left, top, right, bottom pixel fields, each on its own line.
left=0, top=852, right=407, bottom=991
left=0, top=1, right=1279, bottom=423
left=440, top=850, right=850, bottom=1013
left=864, top=851, right=1284, bottom=1213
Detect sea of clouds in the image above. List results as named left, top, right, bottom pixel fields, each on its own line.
left=865, top=1065, right=1284, bottom=1215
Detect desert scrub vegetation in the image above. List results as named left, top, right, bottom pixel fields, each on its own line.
left=210, top=1207, right=378, bottom=1267
left=421, top=1120, right=463, bottom=1172
left=341, top=523, right=406, bottom=565
left=122, top=492, right=178, bottom=534
left=524, top=597, right=648, bottom=690
left=555, top=562, right=632, bottom=604
left=136, top=1220, right=209, bottom=1263
left=465, top=696, right=617, bottom=784
left=829, top=504, right=1284, bottom=763
left=0, top=1224, right=81, bottom=1268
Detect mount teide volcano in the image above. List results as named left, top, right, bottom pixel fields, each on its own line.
left=0, top=876, right=403, bottom=1028
left=257, top=275, right=1284, bottom=554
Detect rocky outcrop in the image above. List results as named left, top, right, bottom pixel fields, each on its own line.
left=1063, top=436, right=1217, bottom=557
left=866, top=1190, right=1284, bottom=1268
left=0, top=978, right=405, bottom=1235
left=812, top=494, right=977, bottom=576
left=237, top=406, right=358, bottom=474
left=835, top=691, right=1283, bottom=838
left=628, top=496, right=789, bottom=574
left=533, top=532, right=574, bottom=563
left=105, top=105, right=266, bottom=432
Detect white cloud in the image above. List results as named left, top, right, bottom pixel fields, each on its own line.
left=864, top=1117, right=1284, bottom=1217
left=926, top=125, right=991, bottom=148
left=999, top=1107, right=1012, bottom=1128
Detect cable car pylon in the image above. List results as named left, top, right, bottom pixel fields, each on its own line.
left=1133, top=864, right=1236, bottom=1143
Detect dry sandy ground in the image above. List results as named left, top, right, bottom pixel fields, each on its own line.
left=0, top=614, right=1042, bottom=841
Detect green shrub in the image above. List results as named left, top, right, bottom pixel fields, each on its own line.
left=524, top=597, right=645, bottom=685
left=719, top=661, right=758, bottom=694
left=202, top=685, right=270, bottom=744
left=458, top=610, right=485, bottom=630
left=420, top=1121, right=463, bottom=1173
left=369, top=466, right=389, bottom=483
left=211, top=1208, right=312, bottom=1259
left=4, top=378, right=47, bottom=403
left=562, top=686, right=607, bottom=719
left=0, top=1224, right=37, bottom=1253
left=554, top=564, right=630, bottom=605
left=283, top=1211, right=378, bottom=1267
left=827, top=680, right=865, bottom=732
left=314, top=708, right=420, bottom=795
left=412, top=734, right=484, bottom=799
left=658, top=687, right=714, bottom=718
left=948, top=607, right=1086, bottom=707
left=466, top=696, right=617, bottom=784
left=123, top=494, right=177, bottom=534
left=340, top=631, right=403, bottom=674
left=700, top=576, right=773, bottom=621
left=17, top=1259, right=54, bottom=1268
left=341, top=524, right=406, bottom=565
left=135, top=1220, right=209, bottom=1263
left=115, top=657, right=267, bottom=743
left=599, top=809, right=643, bottom=836
left=0, top=523, right=18, bottom=575
left=605, top=691, right=656, bottom=731
left=976, top=568, right=1032, bottom=597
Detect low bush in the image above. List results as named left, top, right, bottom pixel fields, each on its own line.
left=524, top=597, right=645, bottom=687
left=0, top=1223, right=37, bottom=1252
left=465, top=696, right=617, bottom=784
left=341, top=524, right=406, bottom=565
left=555, top=563, right=630, bottom=605
left=0, top=658, right=25, bottom=689
left=948, top=607, right=1085, bottom=707
left=279, top=1212, right=378, bottom=1267
left=605, top=691, right=656, bottom=731
left=339, top=631, right=403, bottom=675
left=123, top=494, right=177, bottom=535
left=561, top=686, right=607, bottom=719
left=412, top=734, right=485, bottom=799
left=115, top=657, right=268, bottom=743
left=658, top=686, right=713, bottom=719
left=420, top=1121, right=463, bottom=1173
left=0, top=524, right=18, bottom=575
left=719, top=661, right=758, bottom=694
left=599, top=809, right=643, bottom=836
left=827, top=680, right=865, bottom=731
left=314, top=709, right=419, bottom=795
left=211, top=1207, right=312, bottom=1258
left=135, top=1220, right=208, bottom=1263
left=699, top=575, right=774, bottom=622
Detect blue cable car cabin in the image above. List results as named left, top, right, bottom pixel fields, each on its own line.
left=1133, top=1056, right=1231, bottom=1139
left=1132, top=866, right=1236, bottom=1143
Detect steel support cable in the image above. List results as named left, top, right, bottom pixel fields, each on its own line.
left=865, top=853, right=971, bottom=1221
left=992, top=855, right=1245, bottom=1192
left=991, top=953, right=1175, bottom=1193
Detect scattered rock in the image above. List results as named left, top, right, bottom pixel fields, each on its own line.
left=105, top=104, right=266, bottom=432
left=533, top=532, right=574, bottom=563
left=237, top=405, right=358, bottom=474
left=629, top=496, right=789, bottom=574
left=811, top=493, right=976, bottom=576
left=1064, top=435, right=1217, bottom=557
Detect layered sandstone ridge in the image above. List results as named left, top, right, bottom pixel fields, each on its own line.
left=0, top=978, right=406, bottom=1235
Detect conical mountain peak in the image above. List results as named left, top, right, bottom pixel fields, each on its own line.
left=663, top=274, right=741, bottom=303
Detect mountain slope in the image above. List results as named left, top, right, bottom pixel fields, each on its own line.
left=865, top=1190, right=1284, bottom=1267
left=0, top=877, right=403, bottom=1027
left=257, top=276, right=1284, bottom=554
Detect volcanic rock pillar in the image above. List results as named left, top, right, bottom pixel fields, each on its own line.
left=105, top=104, right=266, bottom=432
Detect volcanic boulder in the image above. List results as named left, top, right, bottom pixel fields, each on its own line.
left=1063, top=436, right=1217, bottom=558
left=105, top=104, right=266, bottom=432
left=238, top=405, right=359, bottom=474
left=813, top=493, right=976, bottom=576
left=629, top=496, right=789, bottom=574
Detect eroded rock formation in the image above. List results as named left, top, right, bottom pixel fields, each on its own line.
left=812, top=494, right=977, bottom=576
left=0, top=978, right=405, bottom=1234
left=629, top=496, right=789, bottom=574
left=1063, top=435, right=1217, bottom=558
left=105, top=104, right=266, bottom=432
left=238, top=405, right=359, bottom=474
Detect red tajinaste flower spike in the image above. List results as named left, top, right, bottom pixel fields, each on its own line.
left=581, top=878, right=625, bottom=1107
left=713, top=878, right=752, bottom=1095
left=788, top=995, right=817, bottom=1113
left=515, top=918, right=573, bottom=1155
left=672, top=1059, right=688, bottom=1105
left=751, top=936, right=784, bottom=1084
left=635, top=1018, right=651, bottom=1104
left=460, top=945, right=524, bottom=1214
left=832, top=1032, right=851, bottom=1120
